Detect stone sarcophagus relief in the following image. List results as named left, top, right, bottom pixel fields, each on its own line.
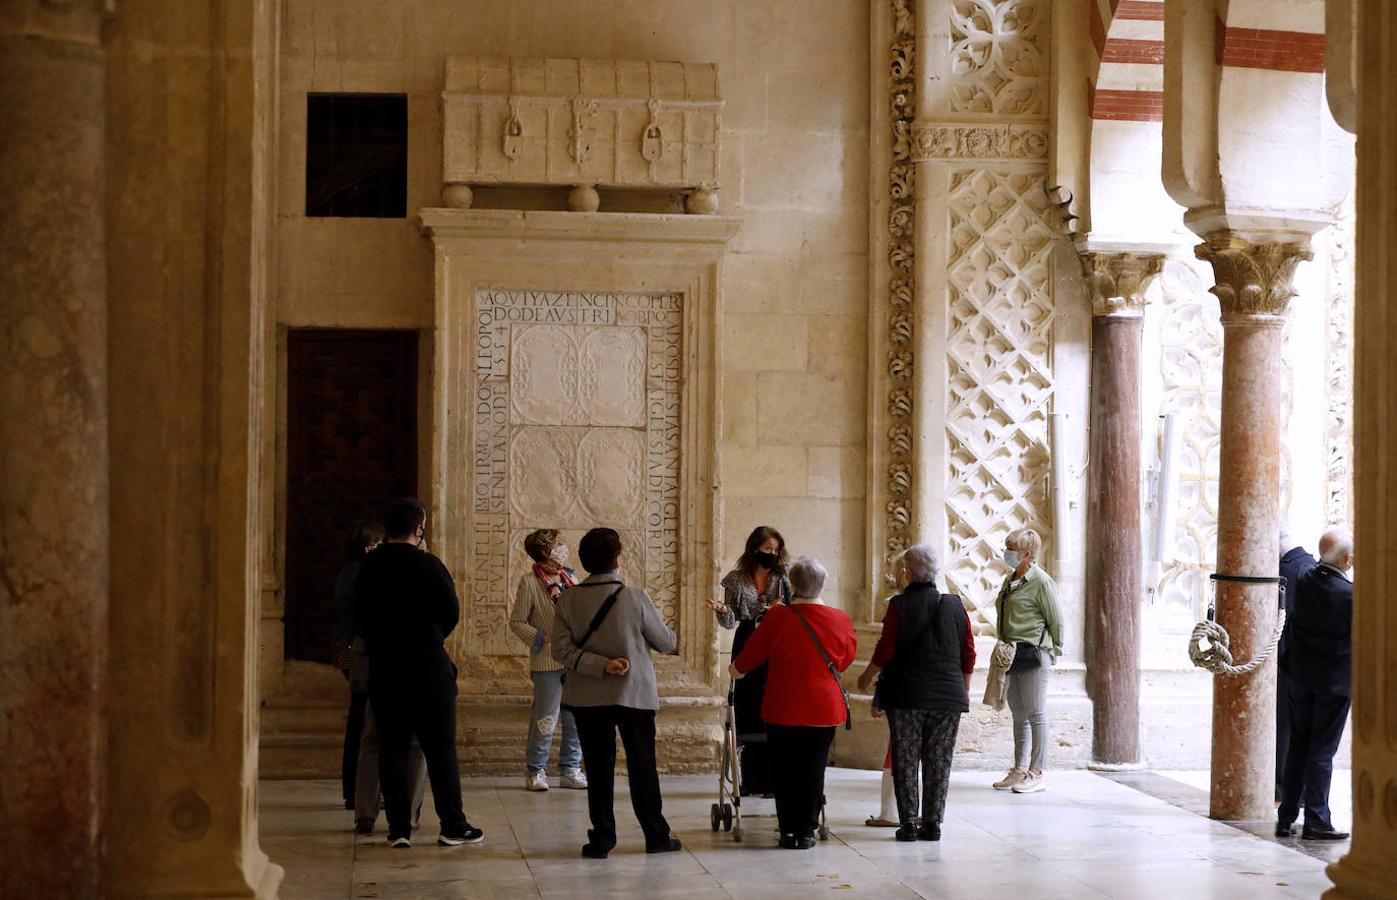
left=441, top=57, right=722, bottom=211
left=472, top=289, right=683, bottom=647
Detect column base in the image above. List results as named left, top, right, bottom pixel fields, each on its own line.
left=1087, top=759, right=1148, bottom=772
left=1325, top=856, right=1396, bottom=900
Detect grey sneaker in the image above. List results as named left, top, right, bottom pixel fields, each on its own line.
left=1012, top=771, right=1046, bottom=793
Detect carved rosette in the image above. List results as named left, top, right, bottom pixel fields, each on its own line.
left=1079, top=251, right=1165, bottom=318
left=1194, top=235, right=1314, bottom=322
left=884, top=0, right=917, bottom=579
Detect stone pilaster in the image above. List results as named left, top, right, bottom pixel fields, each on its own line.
left=1081, top=251, right=1163, bottom=768
left=0, top=2, right=109, bottom=895
left=1194, top=234, right=1312, bottom=820
left=1327, top=1, right=1397, bottom=895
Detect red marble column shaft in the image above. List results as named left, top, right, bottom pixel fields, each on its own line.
left=0, top=9, right=109, bottom=897
left=1086, top=314, right=1144, bottom=766
left=1209, top=315, right=1285, bottom=820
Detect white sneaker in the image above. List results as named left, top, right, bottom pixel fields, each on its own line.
left=526, top=770, right=550, bottom=792
left=387, top=836, right=411, bottom=848
left=993, top=767, right=1028, bottom=791
left=1012, top=771, right=1046, bottom=793
left=561, top=770, right=588, bottom=790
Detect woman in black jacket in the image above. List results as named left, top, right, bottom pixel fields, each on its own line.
left=856, top=544, right=975, bottom=842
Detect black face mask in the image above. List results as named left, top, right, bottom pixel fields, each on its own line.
left=753, top=551, right=780, bottom=570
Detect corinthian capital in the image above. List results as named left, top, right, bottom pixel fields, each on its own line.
left=1078, top=251, right=1165, bottom=318
left=1194, top=234, right=1313, bottom=320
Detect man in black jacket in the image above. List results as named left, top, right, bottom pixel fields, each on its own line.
left=1276, top=528, right=1353, bottom=842
left=1276, top=532, right=1317, bottom=801
left=355, top=497, right=483, bottom=848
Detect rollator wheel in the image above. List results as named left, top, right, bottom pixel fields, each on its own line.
left=710, top=803, right=721, bottom=832
left=722, top=803, right=733, bottom=832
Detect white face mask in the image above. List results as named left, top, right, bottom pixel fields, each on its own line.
left=550, top=544, right=569, bottom=566
left=1003, top=549, right=1020, bottom=569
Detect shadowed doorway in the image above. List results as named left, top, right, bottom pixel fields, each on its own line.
left=284, top=329, right=418, bottom=664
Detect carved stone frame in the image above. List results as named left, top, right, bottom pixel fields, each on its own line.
left=419, top=209, right=738, bottom=694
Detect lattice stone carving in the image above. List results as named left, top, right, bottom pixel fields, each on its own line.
left=882, top=0, right=918, bottom=581
left=1154, top=261, right=1223, bottom=622
left=1325, top=197, right=1356, bottom=528
left=949, top=0, right=1048, bottom=116
left=473, top=290, right=683, bottom=654
left=944, top=169, right=1056, bottom=632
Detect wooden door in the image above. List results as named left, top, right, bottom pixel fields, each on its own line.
left=284, top=329, right=418, bottom=664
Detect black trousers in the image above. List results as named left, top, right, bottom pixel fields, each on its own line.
left=765, top=724, right=834, bottom=840
left=731, top=620, right=772, bottom=795
left=1278, top=681, right=1350, bottom=830
left=570, top=705, right=671, bottom=849
left=370, top=664, right=468, bottom=839
left=1274, top=669, right=1290, bottom=801
left=342, top=687, right=368, bottom=804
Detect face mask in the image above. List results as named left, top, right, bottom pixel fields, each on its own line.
left=416, top=534, right=428, bottom=552
left=1003, top=549, right=1020, bottom=569
left=550, top=544, right=570, bottom=566
left=753, top=551, right=779, bottom=570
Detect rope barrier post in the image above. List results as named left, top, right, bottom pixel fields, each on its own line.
left=1187, top=573, right=1287, bottom=677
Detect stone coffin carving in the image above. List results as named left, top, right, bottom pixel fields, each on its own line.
left=441, top=57, right=721, bottom=197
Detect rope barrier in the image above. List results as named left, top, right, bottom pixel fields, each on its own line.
left=1186, top=573, right=1287, bottom=677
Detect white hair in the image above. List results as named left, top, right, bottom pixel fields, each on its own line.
left=896, top=543, right=940, bottom=586
left=1319, top=528, right=1354, bottom=567
left=788, top=556, right=828, bottom=598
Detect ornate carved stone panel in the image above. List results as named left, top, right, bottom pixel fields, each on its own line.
left=1325, top=197, right=1356, bottom=527
left=943, top=169, right=1057, bottom=632
left=472, top=290, right=682, bottom=654
left=949, top=0, right=1048, bottom=117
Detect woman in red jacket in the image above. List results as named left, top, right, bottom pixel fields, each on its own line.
left=732, top=556, right=857, bottom=849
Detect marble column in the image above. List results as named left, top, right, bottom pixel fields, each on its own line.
left=1081, top=251, right=1163, bottom=768
left=1327, top=1, right=1397, bottom=894
left=1194, top=235, right=1311, bottom=821
left=0, top=2, right=109, bottom=896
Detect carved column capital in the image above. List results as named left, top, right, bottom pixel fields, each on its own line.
left=1194, top=234, right=1313, bottom=321
left=1079, top=251, right=1165, bottom=318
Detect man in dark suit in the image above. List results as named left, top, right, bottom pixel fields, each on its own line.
left=1276, top=528, right=1353, bottom=841
left=1276, top=531, right=1317, bottom=801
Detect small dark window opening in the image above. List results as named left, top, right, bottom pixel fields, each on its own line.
left=305, top=93, right=407, bottom=218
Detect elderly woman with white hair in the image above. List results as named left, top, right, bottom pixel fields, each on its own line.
left=991, top=527, right=1063, bottom=794
left=731, top=557, right=856, bottom=849
left=855, top=544, right=975, bottom=841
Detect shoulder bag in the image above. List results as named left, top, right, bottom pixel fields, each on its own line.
left=790, top=606, right=853, bottom=730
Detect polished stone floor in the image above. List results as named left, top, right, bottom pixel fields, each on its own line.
left=261, top=769, right=1339, bottom=899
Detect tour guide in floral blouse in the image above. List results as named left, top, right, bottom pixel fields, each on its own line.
left=706, top=525, right=792, bottom=795
left=731, top=557, right=856, bottom=850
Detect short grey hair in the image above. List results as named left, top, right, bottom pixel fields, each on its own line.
left=1319, top=528, right=1354, bottom=567
left=788, top=556, right=828, bottom=598
left=896, top=543, right=940, bottom=586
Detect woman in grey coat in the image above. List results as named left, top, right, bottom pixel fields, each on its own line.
left=551, top=527, right=681, bottom=859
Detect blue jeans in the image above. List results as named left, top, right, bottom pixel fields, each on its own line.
left=527, top=670, right=582, bottom=773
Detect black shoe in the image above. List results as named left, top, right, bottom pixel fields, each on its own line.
left=778, top=833, right=797, bottom=849
left=895, top=825, right=918, bottom=842
left=581, top=843, right=611, bottom=859
left=646, top=837, right=683, bottom=854
left=1302, top=825, right=1350, bottom=841
left=354, top=817, right=374, bottom=835
left=794, top=835, right=817, bottom=850
left=917, top=824, right=941, bottom=841
left=1275, top=820, right=1296, bottom=838
left=438, top=826, right=485, bottom=846
left=343, top=799, right=354, bottom=810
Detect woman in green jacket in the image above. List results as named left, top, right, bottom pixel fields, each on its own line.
left=990, top=528, right=1063, bottom=795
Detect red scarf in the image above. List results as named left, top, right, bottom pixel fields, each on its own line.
left=532, top=561, right=575, bottom=603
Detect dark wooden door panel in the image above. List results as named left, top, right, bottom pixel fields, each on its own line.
left=285, top=329, right=418, bottom=664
